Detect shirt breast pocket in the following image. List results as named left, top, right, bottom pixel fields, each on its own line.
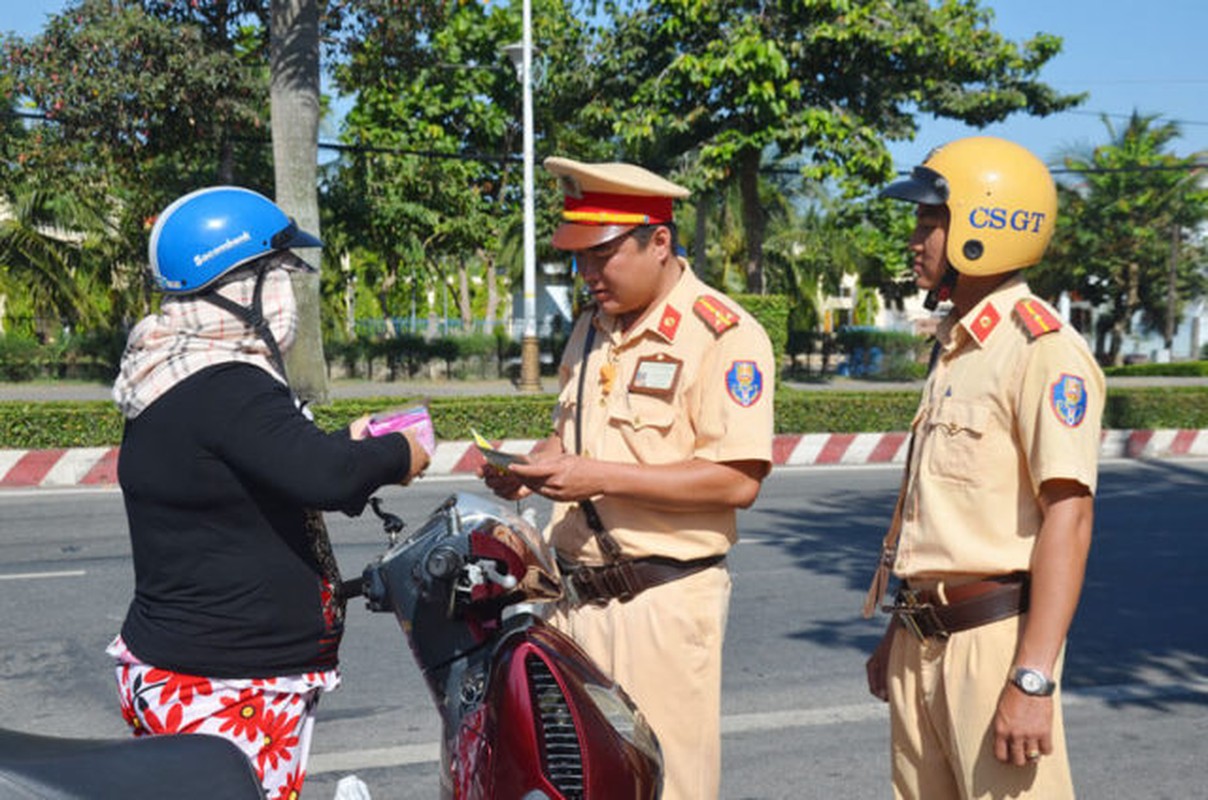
left=608, top=393, right=679, bottom=460
left=925, top=400, right=990, bottom=483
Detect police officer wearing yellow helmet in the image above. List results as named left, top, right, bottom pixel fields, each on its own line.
left=862, top=136, right=1105, bottom=799
left=480, top=156, right=774, bottom=800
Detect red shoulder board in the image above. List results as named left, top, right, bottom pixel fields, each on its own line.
left=1014, top=298, right=1063, bottom=340
left=693, top=294, right=739, bottom=335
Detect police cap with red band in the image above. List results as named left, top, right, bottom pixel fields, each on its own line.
left=544, top=156, right=690, bottom=251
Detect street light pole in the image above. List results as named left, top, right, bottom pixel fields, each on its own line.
left=507, top=0, right=542, bottom=392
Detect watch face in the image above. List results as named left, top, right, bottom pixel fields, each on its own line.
left=1014, top=668, right=1053, bottom=695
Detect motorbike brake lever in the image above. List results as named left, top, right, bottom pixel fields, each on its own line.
left=368, top=497, right=406, bottom=540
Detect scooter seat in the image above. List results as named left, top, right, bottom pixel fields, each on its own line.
left=0, top=728, right=265, bottom=799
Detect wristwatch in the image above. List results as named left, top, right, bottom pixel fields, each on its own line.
left=1011, top=667, right=1057, bottom=697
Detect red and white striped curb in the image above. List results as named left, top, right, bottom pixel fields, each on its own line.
left=3, top=429, right=1207, bottom=490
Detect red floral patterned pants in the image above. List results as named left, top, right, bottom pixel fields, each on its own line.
left=108, top=636, right=340, bottom=800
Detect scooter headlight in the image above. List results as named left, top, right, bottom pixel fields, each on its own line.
left=581, top=682, right=661, bottom=764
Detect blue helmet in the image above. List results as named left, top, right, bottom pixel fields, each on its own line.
left=148, top=186, right=322, bottom=294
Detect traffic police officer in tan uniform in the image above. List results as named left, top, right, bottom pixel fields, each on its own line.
left=481, top=157, right=774, bottom=800
left=862, top=136, right=1105, bottom=799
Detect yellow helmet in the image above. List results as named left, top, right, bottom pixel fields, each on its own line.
left=880, top=136, right=1057, bottom=276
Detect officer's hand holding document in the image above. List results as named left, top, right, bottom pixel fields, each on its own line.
left=471, top=428, right=529, bottom=472
left=473, top=428, right=537, bottom=502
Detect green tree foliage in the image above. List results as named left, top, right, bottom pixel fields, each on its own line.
left=324, top=0, right=596, bottom=340
left=590, top=0, right=1082, bottom=292
left=1039, top=113, right=1208, bottom=365
left=0, top=184, right=113, bottom=337
left=6, top=0, right=269, bottom=193
left=327, top=1, right=516, bottom=333
left=3, top=0, right=276, bottom=330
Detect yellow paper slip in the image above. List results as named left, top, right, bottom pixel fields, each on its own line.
left=470, top=428, right=527, bottom=470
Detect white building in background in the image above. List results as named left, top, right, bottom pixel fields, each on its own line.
left=867, top=277, right=1205, bottom=363
left=505, top=259, right=574, bottom=339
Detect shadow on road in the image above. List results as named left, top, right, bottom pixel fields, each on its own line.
left=755, top=460, right=1208, bottom=708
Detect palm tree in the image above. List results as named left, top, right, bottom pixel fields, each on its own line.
left=1040, top=112, right=1208, bottom=365
left=0, top=184, right=109, bottom=339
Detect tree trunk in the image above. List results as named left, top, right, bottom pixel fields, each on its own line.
left=458, top=256, right=473, bottom=331
left=270, top=0, right=327, bottom=403
left=738, top=148, right=765, bottom=294
left=481, top=248, right=498, bottom=331
left=1164, top=225, right=1178, bottom=352
left=694, top=189, right=710, bottom=272
left=379, top=253, right=399, bottom=337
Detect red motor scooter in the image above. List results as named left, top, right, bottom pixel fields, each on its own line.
left=359, top=491, right=663, bottom=799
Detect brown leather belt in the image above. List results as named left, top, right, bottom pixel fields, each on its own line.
left=884, top=572, right=1030, bottom=640
left=562, top=555, right=726, bottom=607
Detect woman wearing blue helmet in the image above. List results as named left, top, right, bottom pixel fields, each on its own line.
left=108, top=187, right=430, bottom=798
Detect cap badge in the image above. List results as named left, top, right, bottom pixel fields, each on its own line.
left=560, top=174, right=583, bottom=200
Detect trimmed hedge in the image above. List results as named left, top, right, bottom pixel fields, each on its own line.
left=1103, top=360, right=1208, bottom=378
left=1102, top=386, right=1208, bottom=430
left=3, top=385, right=1206, bottom=450
left=773, top=390, right=920, bottom=434
left=733, top=293, right=790, bottom=363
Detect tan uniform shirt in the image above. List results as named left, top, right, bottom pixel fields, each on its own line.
left=893, top=275, right=1105, bottom=580
left=548, top=263, right=774, bottom=563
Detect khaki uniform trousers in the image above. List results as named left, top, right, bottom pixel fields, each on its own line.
left=550, top=564, right=730, bottom=800
left=887, top=613, right=1074, bottom=800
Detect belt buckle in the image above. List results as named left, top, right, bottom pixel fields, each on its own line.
left=567, top=566, right=611, bottom=608
left=884, top=588, right=949, bottom=641
left=566, top=562, right=641, bottom=607
left=603, top=562, right=640, bottom=604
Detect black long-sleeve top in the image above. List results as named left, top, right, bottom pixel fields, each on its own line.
left=117, top=362, right=411, bottom=678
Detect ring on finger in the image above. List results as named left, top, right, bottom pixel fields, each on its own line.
left=1026, top=750, right=1041, bottom=762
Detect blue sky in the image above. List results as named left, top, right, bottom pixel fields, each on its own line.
left=7, top=1, right=1208, bottom=170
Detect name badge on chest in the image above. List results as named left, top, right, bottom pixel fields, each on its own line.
left=628, top=353, right=682, bottom=399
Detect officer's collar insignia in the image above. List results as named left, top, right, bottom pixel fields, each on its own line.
left=1014, top=298, right=1063, bottom=340
left=726, top=360, right=763, bottom=407
left=1050, top=373, right=1088, bottom=427
left=693, top=294, right=739, bottom=335
left=969, top=301, right=1000, bottom=344
left=657, top=303, right=682, bottom=341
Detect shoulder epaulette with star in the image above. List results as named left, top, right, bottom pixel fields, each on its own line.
left=1013, top=298, right=1063, bottom=340
left=693, top=294, right=739, bottom=335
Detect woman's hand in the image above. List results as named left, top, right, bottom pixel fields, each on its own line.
left=348, top=414, right=371, bottom=441
left=399, top=428, right=431, bottom=485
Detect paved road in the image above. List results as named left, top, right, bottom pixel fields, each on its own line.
left=2, top=461, right=1206, bottom=798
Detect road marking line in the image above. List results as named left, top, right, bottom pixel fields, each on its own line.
left=0, top=569, right=87, bottom=581
left=307, top=680, right=1208, bottom=775
left=310, top=743, right=440, bottom=773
